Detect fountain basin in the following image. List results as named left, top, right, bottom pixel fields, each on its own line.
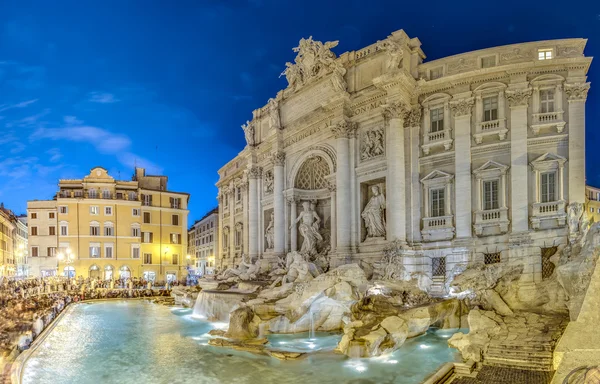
left=19, top=300, right=465, bottom=384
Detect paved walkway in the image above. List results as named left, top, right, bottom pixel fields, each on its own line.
left=453, top=366, right=554, bottom=384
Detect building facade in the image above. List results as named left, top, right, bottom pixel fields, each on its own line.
left=26, top=200, right=58, bottom=277
left=15, top=216, right=28, bottom=277
left=0, top=205, right=17, bottom=277
left=216, top=29, right=591, bottom=290
left=188, top=208, right=218, bottom=276
left=27, top=167, right=190, bottom=282
left=586, top=185, right=600, bottom=223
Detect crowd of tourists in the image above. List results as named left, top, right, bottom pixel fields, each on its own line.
left=0, top=275, right=175, bottom=359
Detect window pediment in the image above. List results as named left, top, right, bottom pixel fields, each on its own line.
left=421, top=170, right=454, bottom=186
left=473, top=161, right=509, bottom=178
left=530, top=153, right=566, bottom=171
left=422, top=93, right=451, bottom=108
left=474, top=82, right=507, bottom=96
left=531, top=74, right=565, bottom=86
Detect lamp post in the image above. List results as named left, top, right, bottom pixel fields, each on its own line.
left=57, top=248, right=75, bottom=279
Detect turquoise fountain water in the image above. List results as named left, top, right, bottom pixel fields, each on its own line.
left=21, top=300, right=465, bottom=384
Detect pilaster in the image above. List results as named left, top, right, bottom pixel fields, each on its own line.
left=272, top=151, right=285, bottom=256
left=506, top=87, right=532, bottom=233
left=383, top=101, right=409, bottom=244
left=247, top=165, right=262, bottom=258
left=565, top=82, right=590, bottom=204
left=450, top=96, right=474, bottom=239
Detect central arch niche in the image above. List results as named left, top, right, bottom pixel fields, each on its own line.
left=294, top=156, right=330, bottom=190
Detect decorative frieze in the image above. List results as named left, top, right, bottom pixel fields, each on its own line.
left=247, top=165, right=262, bottom=179
left=330, top=120, right=357, bottom=139
left=263, top=170, right=274, bottom=193
left=565, top=83, right=590, bottom=102
left=405, top=107, right=422, bottom=128
left=382, top=101, right=409, bottom=120
left=557, top=43, right=585, bottom=58
left=360, top=126, right=385, bottom=161
left=449, top=98, right=474, bottom=117
left=506, top=88, right=532, bottom=107
left=447, top=57, right=477, bottom=74
left=271, top=151, right=286, bottom=166
left=499, top=48, right=534, bottom=63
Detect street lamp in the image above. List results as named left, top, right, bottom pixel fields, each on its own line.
left=58, top=248, right=75, bottom=278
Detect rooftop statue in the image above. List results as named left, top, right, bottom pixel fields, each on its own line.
left=241, top=120, right=255, bottom=147
left=280, top=36, right=341, bottom=91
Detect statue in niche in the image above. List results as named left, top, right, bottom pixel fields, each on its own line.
left=241, top=120, right=255, bottom=147
left=361, top=128, right=384, bottom=160
left=291, top=201, right=323, bottom=256
left=265, top=212, right=275, bottom=251
left=361, top=185, right=386, bottom=238
left=264, top=170, right=274, bottom=193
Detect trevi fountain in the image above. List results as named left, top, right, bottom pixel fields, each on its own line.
left=10, top=29, right=599, bottom=384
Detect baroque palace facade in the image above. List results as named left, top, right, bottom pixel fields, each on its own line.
left=216, top=29, right=591, bottom=290
left=27, top=167, right=189, bottom=282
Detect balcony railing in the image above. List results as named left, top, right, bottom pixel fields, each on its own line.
left=422, top=129, right=453, bottom=155
left=474, top=208, right=509, bottom=236
left=531, top=111, right=565, bottom=135
left=533, top=200, right=565, bottom=216
left=480, top=120, right=501, bottom=131
left=474, top=118, right=507, bottom=144
left=421, top=215, right=455, bottom=242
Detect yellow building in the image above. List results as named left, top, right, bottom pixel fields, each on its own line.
left=0, top=204, right=17, bottom=277
left=586, top=185, right=600, bottom=223
left=34, top=167, right=190, bottom=283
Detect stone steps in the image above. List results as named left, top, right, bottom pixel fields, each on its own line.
left=485, top=341, right=555, bottom=371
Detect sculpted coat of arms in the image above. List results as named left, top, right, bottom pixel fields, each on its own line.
left=281, top=36, right=342, bottom=92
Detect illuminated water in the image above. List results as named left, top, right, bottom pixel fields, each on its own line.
left=21, top=300, right=464, bottom=384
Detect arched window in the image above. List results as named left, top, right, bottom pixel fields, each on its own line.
left=294, top=156, right=330, bottom=190
left=89, top=264, right=101, bottom=279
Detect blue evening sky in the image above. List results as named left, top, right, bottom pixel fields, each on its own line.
left=0, top=0, right=598, bottom=223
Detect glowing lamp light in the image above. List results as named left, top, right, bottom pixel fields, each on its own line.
left=57, top=253, right=64, bottom=261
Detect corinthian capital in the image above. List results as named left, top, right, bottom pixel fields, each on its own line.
left=247, top=165, right=262, bottom=179
left=405, top=106, right=422, bottom=127
left=330, top=120, right=357, bottom=139
left=271, top=151, right=285, bottom=166
left=505, top=88, right=532, bottom=107
left=449, top=97, right=474, bottom=117
left=382, top=101, right=409, bottom=120
left=565, top=82, right=590, bottom=102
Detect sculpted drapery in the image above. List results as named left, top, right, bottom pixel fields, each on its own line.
left=361, top=185, right=386, bottom=238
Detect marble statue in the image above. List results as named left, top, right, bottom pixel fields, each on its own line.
left=264, top=170, right=274, bottom=193
left=361, top=185, right=386, bottom=238
left=267, top=98, right=281, bottom=129
left=568, top=202, right=584, bottom=239
left=284, top=251, right=320, bottom=283
left=265, top=212, right=275, bottom=251
left=292, top=201, right=323, bottom=256
left=376, top=39, right=403, bottom=71
left=281, top=36, right=339, bottom=91
left=241, top=120, right=255, bottom=147
left=330, top=61, right=347, bottom=93
left=361, top=128, right=384, bottom=160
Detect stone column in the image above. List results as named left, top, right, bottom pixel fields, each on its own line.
left=330, top=120, right=355, bottom=253
left=228, top=184, right=235, bottom=258
left=247, top=166, right=261, bottom=258
left=383, top=102, right=408, bottom=243
left=242, top=181, right=249, bottom=255
left=506, top=88, right=532, bottom=233
left=450, top=97, right=475, bottom=238
left=272, top=151, right=285, bottom=256
left=565, top=83, right=590, bottom=204
left=329, top=184, right=337, bottom=252
left=406, top=107, right=422, bottom=243
left=288, top=197, right=297, bottom=252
